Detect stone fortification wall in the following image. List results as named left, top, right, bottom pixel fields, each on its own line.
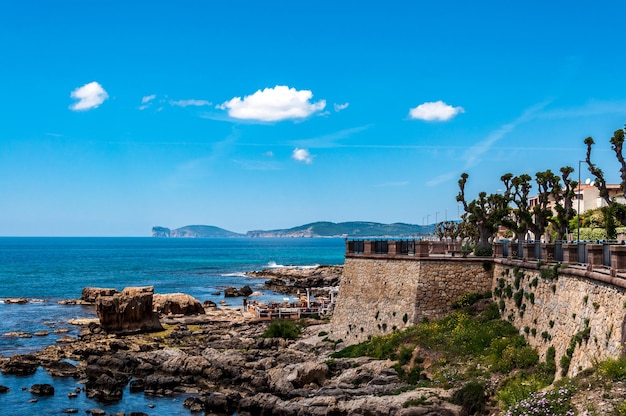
left=330, top=257, right=493, bottom=345
left=493, top=261, right=626, bottom=378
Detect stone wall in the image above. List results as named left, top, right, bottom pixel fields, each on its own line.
left=331, top=255, right=626, bottom=378
left=330, top=256, right=493, bottom=345
left=493, top=261, right=626, bottom=378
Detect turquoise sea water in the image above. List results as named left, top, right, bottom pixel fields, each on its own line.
left=0, top=237, right=345, bottom=415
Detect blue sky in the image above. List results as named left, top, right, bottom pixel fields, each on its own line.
left=2, top=1, right=626, bottom=236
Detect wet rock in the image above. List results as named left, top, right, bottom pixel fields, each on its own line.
left=96, top=286, right=163, bottom=334
left=183, top=396, right=204, bottom=412
left=3, top=331, right=32, bottom=338
left=0, top=385, right=9, bottom=393
left=30, top=383, right=55, bottom=396
left=129, top=378, right=145, bottom=393
left=43, top=360, right=79, bottom=377
left=1, top=354, right=39, bottom=375
left=144, top=374, right=181, bottom=394
left=86, top=373, right=124, bottom=403
left=153, top=293, right=205, bottom=315
left=224, top=285, right=253, bottom=297
left=4, top=298, right=29, bottom=304
left=61, top=408, right=78, bottom=414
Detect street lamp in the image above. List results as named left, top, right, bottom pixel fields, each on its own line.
left=577, top=159, right=585, bottom=243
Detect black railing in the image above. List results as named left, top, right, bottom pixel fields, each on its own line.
left=374, top=240, right=388, bottom=254
left=399, top=240, right=415, bottom=255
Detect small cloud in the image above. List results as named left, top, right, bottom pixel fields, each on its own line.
left=142, top=94, right=156, bottom=104
left=69, top=81, right=108, bottom=111
left=264, top=151, right=274, bottom=157
left=292, top=148, right=313, bottom=164
left=217, top=85, right=326, bottom=122
left=334, top=102, right=349, bottom=112
left=139, top=94, right=156, bottom=110
left=408, top=100, right=464, bottom=121
left=169, top=99, right=212, bottom=107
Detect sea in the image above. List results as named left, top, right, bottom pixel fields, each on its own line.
left=0, top=237, right=345, bottom=415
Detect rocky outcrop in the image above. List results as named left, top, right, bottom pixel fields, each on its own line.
left=0, top=354, right=40, bottom=376
left=224, top=285, right=253, bottom=297
left=153, top=293, right=205, bottom=315
left=96, top=286, right=163, bottom=334
left=247, top=265, right=342, bottom=295
left=81, top=287, right=120, bottom=303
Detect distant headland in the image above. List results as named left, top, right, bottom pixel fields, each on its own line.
left=152, top=222, right=433, bottom=238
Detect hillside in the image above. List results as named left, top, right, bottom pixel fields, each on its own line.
left=153, top=221, right=432, bottom=238
left=246, top=221, right=429, bottom=237
left=151, top=225, right=245, bottom=238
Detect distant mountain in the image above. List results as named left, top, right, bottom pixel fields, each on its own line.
left=246, top=221, right=428, bottom=238
left=153, top=221, right=431, bottom=238
left=152, top=225, right=245, bottom=238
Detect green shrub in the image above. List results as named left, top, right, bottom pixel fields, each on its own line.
left=262, top=319, right=303, bottom=339
left=451, top=381, right=486, bottom=415
left=496, top=373, right=548, bottom=408
left=451, top=291, right=491, bottom=309
left=474, top=246, right=493, bottom=257
left=598, top=356, right=626, bottom=381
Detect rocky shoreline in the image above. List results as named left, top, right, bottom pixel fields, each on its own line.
left=0, top=265, right=463, bottom=415
left=249, top=265, right=342, bottom=298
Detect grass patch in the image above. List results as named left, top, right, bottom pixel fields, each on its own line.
left=262, top=319, right=303, bottom=339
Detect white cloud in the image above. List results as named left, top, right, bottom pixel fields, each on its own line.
left=69, top=81, right=108, bottom=111
left=408, top=100, right=464, bottom=121
left=292, top=148, right=313, bottom=164
left=170, top=99, right=212, bottom=107
left=334, top=102, right=349, bottom=112
left=218, top=85, right=326, bottom=122
left=142, top=94, right=156, bottom=104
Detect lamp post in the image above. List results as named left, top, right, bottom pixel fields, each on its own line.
left=577, top=159, right=585, bottom=243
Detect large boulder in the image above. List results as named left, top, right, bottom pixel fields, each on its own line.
left=96, top=286, right=163, bottom=334
left=223, top=285, right=253, bottom=297
left=81, top=287, right=120, bottom=303
left=153, top=293, right=205, bottom=315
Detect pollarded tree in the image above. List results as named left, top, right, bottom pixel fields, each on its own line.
left=435, top=220, right=460, bottom=241
left=457, top=173, right=510, bottom=255
left=500, top=173, right=533, bottom=243
left=529, top=170, right=560, bottom=242
left=584, top=127, right=626, bottom=227
left=550, top=166, right=578, bottom=241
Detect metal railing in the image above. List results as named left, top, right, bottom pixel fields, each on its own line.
left=346, top=239, right=626, bottom=271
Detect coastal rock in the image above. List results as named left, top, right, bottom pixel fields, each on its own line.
left=81, top=287, right=120, bottom=303
left=86, top=373, right=124, bottom=403
left=43, top=360, right=79, bottom=378
left=248, top=265, right=342, bottom=295
left=4, top=298, right=29, bottom=304
left=0, top=354, right=39, bottom=375
left=153, top=293, right=205, bottom=315
left=96, top=286, right=163, bottom=334
left=224, top=285, right=253, bottom=297
left=30, top=383, right=55, bottom=396
left=0, top=385, right=9, bottom=393
left=266, top=361, right=328, bottom=392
